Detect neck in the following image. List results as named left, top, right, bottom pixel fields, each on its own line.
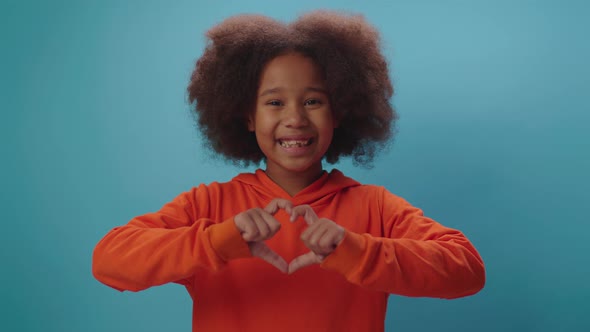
left=264, top=164, right=324, bottom=197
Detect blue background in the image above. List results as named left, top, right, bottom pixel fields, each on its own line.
left=2, top=0, right=589, bottom=331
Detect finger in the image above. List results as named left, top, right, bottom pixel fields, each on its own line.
left=290, top=205, right=319, bottom=224
left=250, top=242, right=288, bottom=273
left=317, top=225, right=344, bottom=254
left=288, top=251, right=324, bottom=275
left=303, top=222, right=332, bottom=254
left=260, top=210, right=282, bottom=237
left=239, top=212, right=260, bottom=242
left=301, top=219, right=329, bottom=242
left=264, top=198, right=293, bottom=215
left=251, top=213, right=271, bottom=241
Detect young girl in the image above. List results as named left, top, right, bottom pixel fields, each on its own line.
left=93, top=11, right=485, bottom=332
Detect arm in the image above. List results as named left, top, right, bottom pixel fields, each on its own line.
left=92, top=185, right=250, bottom=292
left=291, top=187, right=485, bottom=298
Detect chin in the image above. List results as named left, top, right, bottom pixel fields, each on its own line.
left=286, top=162, right=323, bottom=174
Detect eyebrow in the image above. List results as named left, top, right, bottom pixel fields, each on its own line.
left=258, top=87, right=328, bottom=97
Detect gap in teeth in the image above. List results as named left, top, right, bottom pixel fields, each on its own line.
left=279, top=139, right=311, bottom=148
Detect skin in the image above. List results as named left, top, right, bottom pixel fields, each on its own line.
left=288, top=204, right=345, bottom=274
left=234, top=199, right=345, bottom=274
left=234, top=53, right=346, bottom=273
left=234, top=199, right=293, bottom=273
left=248, top=52, right=337, bottom=196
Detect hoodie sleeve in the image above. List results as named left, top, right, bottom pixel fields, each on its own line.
left=92, top=184, right=251, bottom=292
left=320, top=187, right=485, bottom=299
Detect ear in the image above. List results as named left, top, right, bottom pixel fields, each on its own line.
left=332, top=115, right=340, bottom=129
left=247, top=115, right=255, bottom=132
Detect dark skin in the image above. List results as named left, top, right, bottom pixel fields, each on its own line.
left=247, top=53, right=337, bottom=197
left=235, top=53, right=345, bottom=273
left=234, top=199, right=345, bottom=274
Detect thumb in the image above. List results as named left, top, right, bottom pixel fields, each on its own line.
left=288, top=251, right=324, bottom=275
left=249, top=242, right=288, bottom=273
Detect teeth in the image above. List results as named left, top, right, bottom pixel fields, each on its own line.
left=279, top=139, right=311, bottom=148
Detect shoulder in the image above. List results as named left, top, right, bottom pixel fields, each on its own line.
left=332, top=171, right=408, bottom=207
left=167, top=174, right=254, bottom=216
left=171, top=173, right=251, bottom=204
left=191, top=173, right=253, bottom=195
left=329, top=169, right=388, bottom=199
left=348, top=184, right=405, bottom=208
left=329, top=169, right=386, bottom=193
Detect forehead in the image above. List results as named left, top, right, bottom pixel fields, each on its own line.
left=258, top=53, right=325, bottom=90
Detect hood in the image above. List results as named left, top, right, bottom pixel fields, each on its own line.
left=232, top=169, right=360, bottom=205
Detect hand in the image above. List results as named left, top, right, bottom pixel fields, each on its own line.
left=234, top=199, right=293, bottom=273
left=287, top=205, right=345, bottom=274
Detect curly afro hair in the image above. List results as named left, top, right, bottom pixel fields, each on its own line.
left=187, top=11, right=396, bottom=167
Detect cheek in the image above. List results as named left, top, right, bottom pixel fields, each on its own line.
left=319, top=115, right=337, bottom=136
left=254, top=130, right=268, bottom=144
left=253, top=117, right=274, bottom=136
left=317, top=125, right=335, bottom=151
left=253, top=120, right=276, bottom=147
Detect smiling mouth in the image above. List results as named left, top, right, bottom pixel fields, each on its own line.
left=278, top=138, right=313, bottom=148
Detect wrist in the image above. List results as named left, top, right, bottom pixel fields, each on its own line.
left=208, top=218, right=252, bottom=261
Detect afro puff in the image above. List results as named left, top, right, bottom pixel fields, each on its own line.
left=187, top=11, right=396, bottom=166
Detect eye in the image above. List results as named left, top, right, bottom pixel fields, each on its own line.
left=304, top=99, right=322, bottom=106
left=266, top=100, right=283, bottom=106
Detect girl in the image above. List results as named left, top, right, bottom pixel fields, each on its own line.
left=93, top=11, right=485, bottom=332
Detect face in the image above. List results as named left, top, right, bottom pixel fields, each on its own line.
left=249, top=52, right=337, bottom=181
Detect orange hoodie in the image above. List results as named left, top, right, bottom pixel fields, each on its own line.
left=93, top=169, right=485, bottom=332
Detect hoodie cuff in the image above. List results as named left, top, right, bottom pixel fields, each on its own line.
left=320, top=230, right=367, bottom=275
left=208, top=218, right=252, bottom=262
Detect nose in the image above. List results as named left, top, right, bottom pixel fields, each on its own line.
left=283, top=104, right=309, bottom=128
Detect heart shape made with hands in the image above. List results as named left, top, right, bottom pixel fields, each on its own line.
left=235, top=198, right=345, bottom=275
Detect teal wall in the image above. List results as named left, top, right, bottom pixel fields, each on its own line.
left=2, top=0, right=589, bottom=331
